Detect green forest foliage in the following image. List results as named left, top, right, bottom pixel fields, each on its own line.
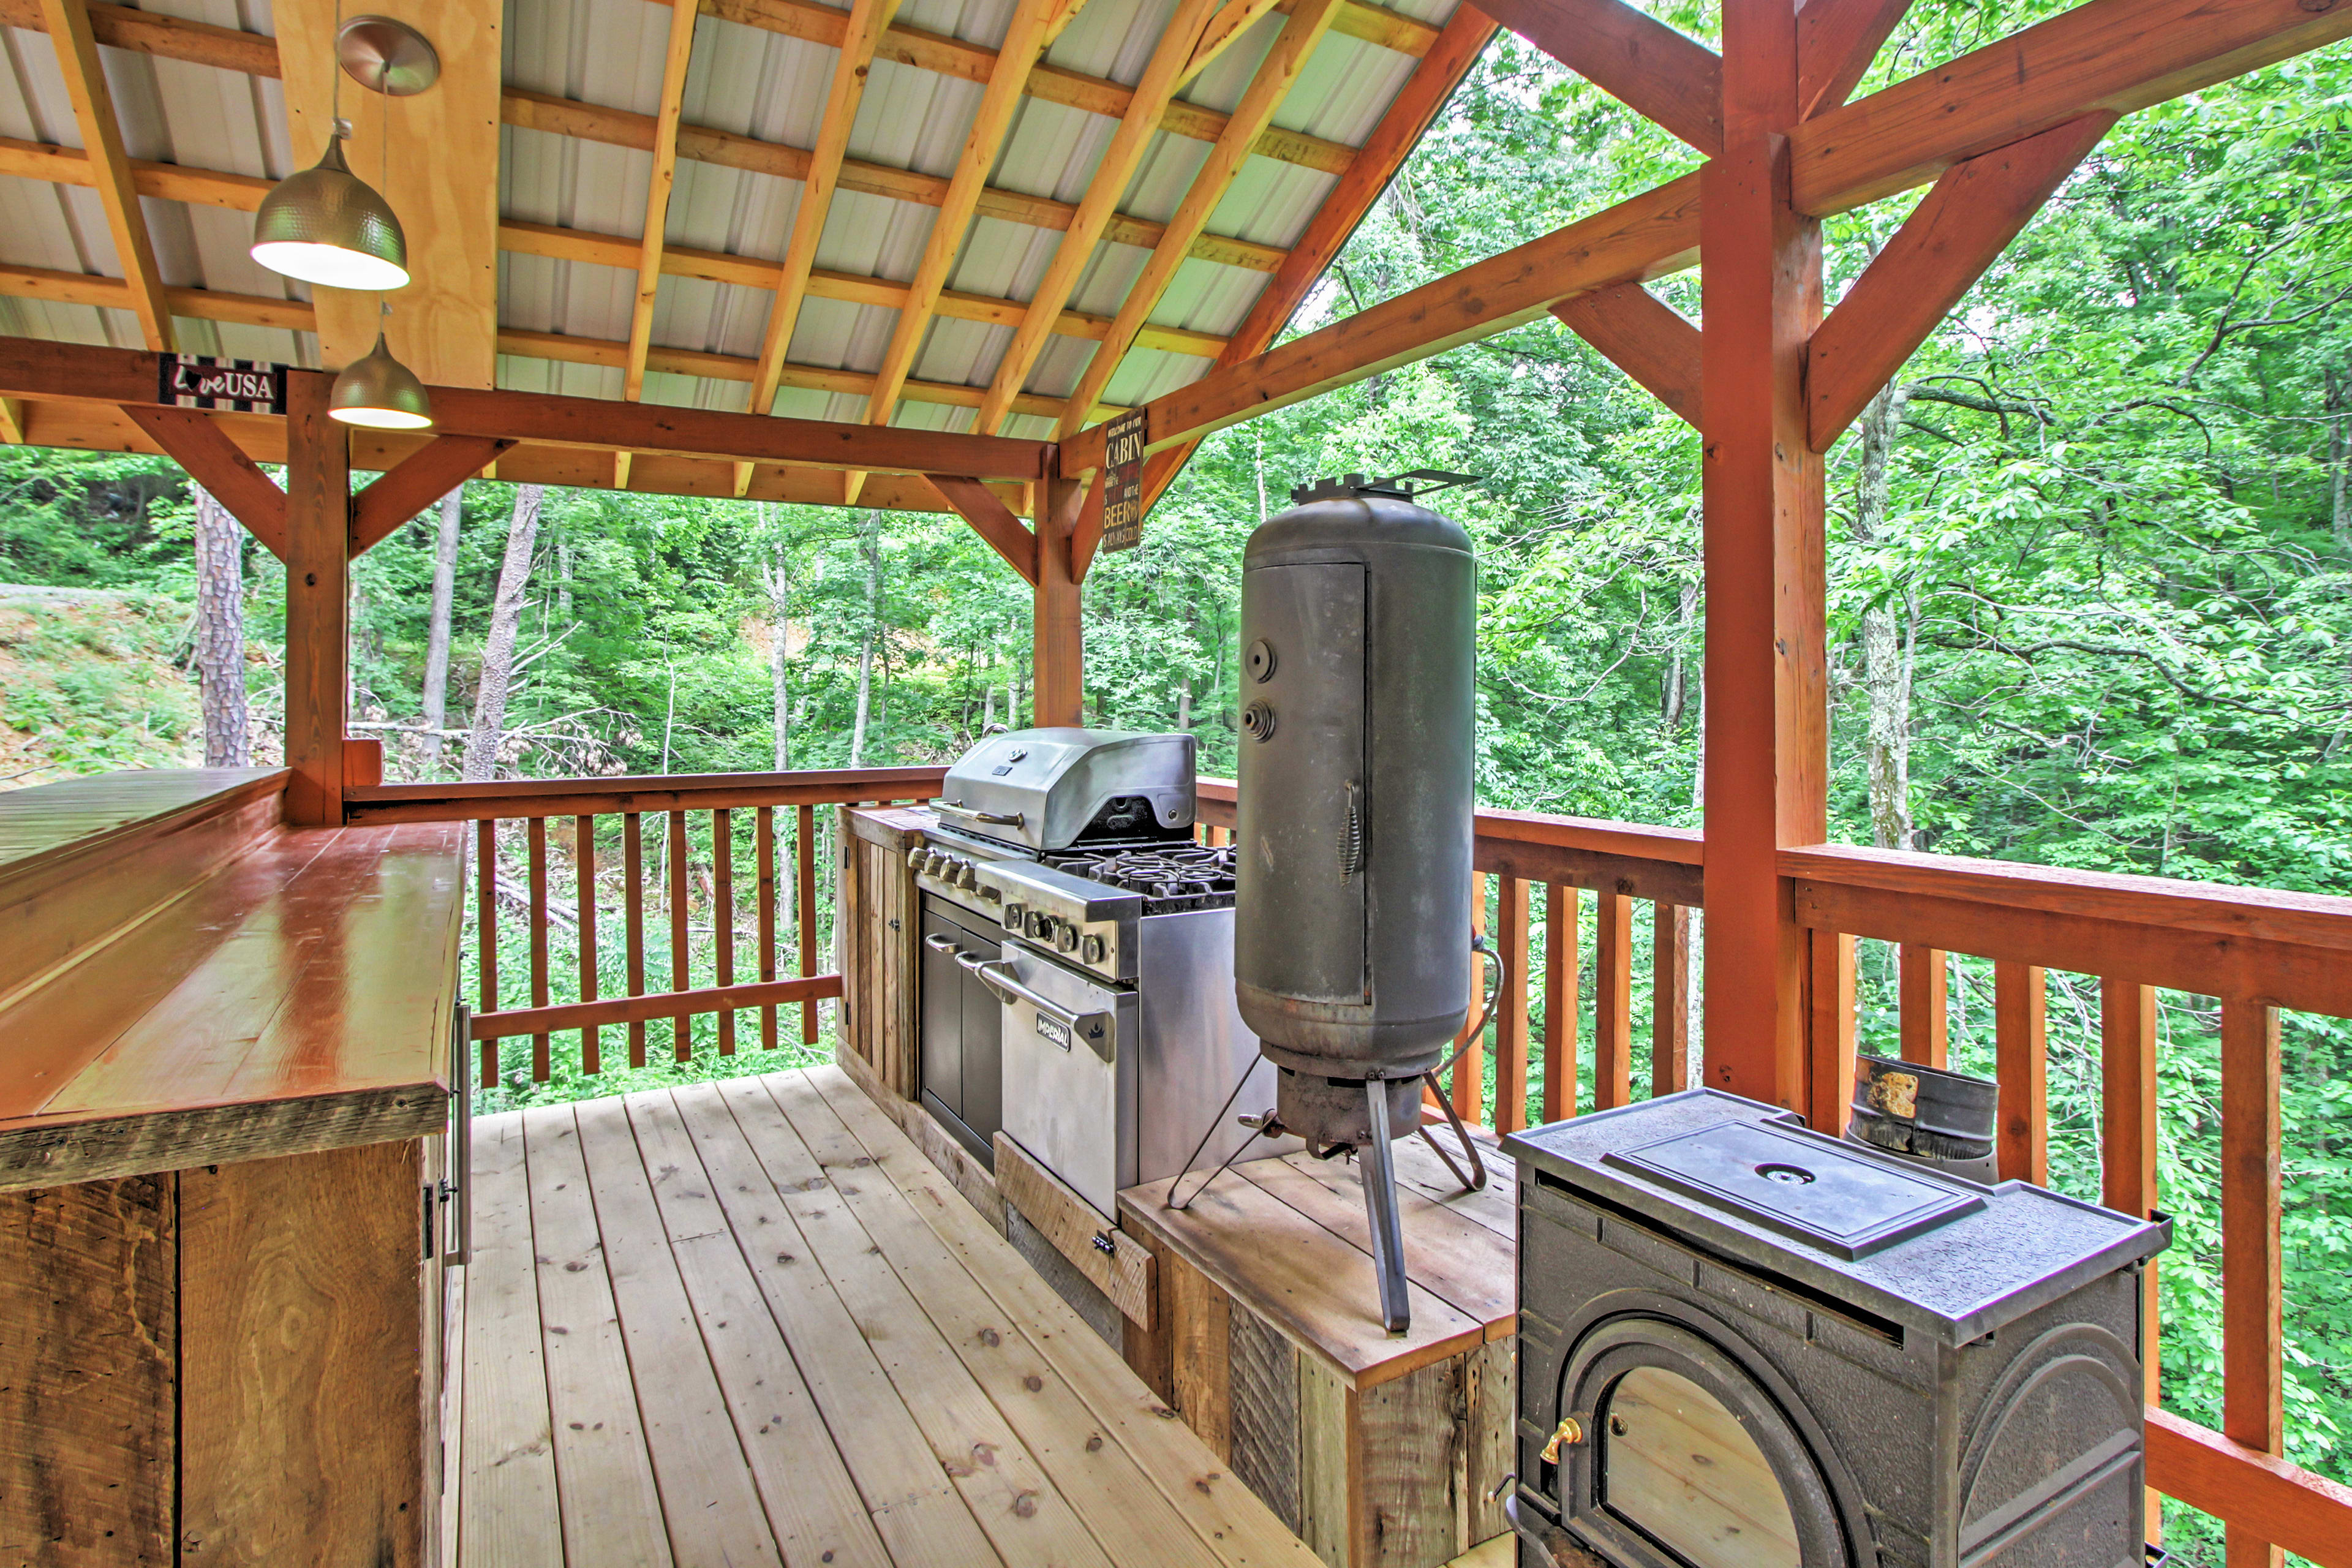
left=2, top=5, right=2348, bottom=1550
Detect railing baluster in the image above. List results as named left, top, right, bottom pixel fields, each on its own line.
left=576, top=815, right=598, bottom=1075
left=1993, top=960, right=2046, bottom=1183
left=1450, top=875, right=1489, bottom=1125
left=2100, top=978, right=2162, bottom=1544
left=758, top=806, right=778, bottom=1050
left=625, top=811, right=646, bottom=1069
left=1899, top=943, right=1948, bottom=1067
left=1653, top=902, right=1690, bottom=1097
left=1493, top=876, right=1530, bottom=1133
left=1544, top=882, right=1578, bottom=1120
left=1808, top=930, right=1856, bottom=1136
left=714, top=808, right=736, bottom=1056
left=798, top=804, right=818, bottom=1045
left=1594, top=888, right=1632, bottom=1110
left=477, top=818, right=498, bottom=1090
left=669, top=810, right=690, bottom=1061
left=528, top=816, right=550, bottom=1082
left=2220, top=997, right=2284, bottom=1568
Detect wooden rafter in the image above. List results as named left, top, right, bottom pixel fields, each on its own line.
left=1110, top=1, right=1496, bottom=534
left=120, top=404, right=288, bottom=559
left=1807, top=111, right=2117, bottom=449
left=848, top=0, right=1065, bottom=506
left=1054, top=0, right=1344, bottom=442
left=1553, top=282, right=1702, bottom=425
left=350, top=435, right=514, bottom=556
left=927, top=475, right=1038, bottom=583
left=36, top=0, right=172, bottom=350
left=1177, top=0, right=1286, bottom=91
left=1467, top=0, right=1722, bottom=156
left=973, top=0, right=1224, bottom=436
left=1796, top=0, right=1911, bottom=119
left=0, top=399, right=23, bottom=443
left=623, top=0, right=706, bottom=405
left=736, top=0, right=900, bottom=496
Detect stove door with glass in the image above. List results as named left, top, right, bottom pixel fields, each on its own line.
left=918, top=900, right=1004, bottom=1167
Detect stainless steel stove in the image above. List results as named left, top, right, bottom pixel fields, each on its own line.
left=910, top=729, right=1291, bottom=1219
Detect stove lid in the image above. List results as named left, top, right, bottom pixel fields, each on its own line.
left=937, top=728, right=1195, bottom=851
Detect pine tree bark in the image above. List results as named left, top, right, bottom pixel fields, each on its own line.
left=848, top=511, right=880, bottom=766
left=421, top=488, right=463, bottom=768
left=1852, top=383, right=1915, bottom=850
left=191, top=482, right=248, bottom=767
left=462, top=484, right=545, bottom=783
left=762, top=533, right=793, bottom=771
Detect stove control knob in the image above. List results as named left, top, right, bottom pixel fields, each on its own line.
left=1082, top=934, right=1106, bottom=965
left=955, top=862, right=979, bottom=890
left=1028, top=912, right=1053, bottom=941
left=1003, top=902, right=1025, bottom=931
left=1056, top=923, right=1080, bottom=954
left=906, top=846, right=927, bottom=871
left=979, top=884, right=1002, bottom=903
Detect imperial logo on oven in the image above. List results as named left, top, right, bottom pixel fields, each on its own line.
left=157, top=353, right=287, bottom=413
left=1034, top=1013, right=1071, bottom=1050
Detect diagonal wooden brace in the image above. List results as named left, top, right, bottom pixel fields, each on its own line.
left=350, top=435, right=514, bottom=556
left=1553, top=282, right=1703, bottom=426
left=121, top=403, right=288, bottom=560
left=928, top=474, right=1039, bottom=585
left=1466, top=0, right=1722, bottom=157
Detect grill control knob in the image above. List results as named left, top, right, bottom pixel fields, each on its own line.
left=955, top=862, right=979, bottom=889
left=1082, top=934, right=1106, bottom=964
left=1056, top=923, right=1080, bottom=954
left=979, top=884, right=1002, bottom=903
left=1003, top=902, right=1025, bottom=931
left=905, top=846, right=925, bottom=871
left=1028, top=912, right=1053, bottom=941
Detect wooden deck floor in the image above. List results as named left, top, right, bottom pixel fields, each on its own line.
left=446, top=1064, right=1326, bottom=1568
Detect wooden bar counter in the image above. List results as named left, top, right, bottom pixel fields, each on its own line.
left=0, top=769, right=465, bottom=1567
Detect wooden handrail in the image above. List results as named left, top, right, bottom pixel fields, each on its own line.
left=346, top=763, right=948, bottom=824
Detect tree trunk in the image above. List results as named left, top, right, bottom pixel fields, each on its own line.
left=1852, top=383, right=1915, bottom=851
left=848, top=513, right=881, bottom=766
left=2329, top=369, right=2349, bottom=556
left=1175, top=685, right=1192, bottom=731
left=1662, top=580, right=1697, bottom=731
left=762, top=534, right=793, bottom=772
left=421, top=488, right=463, bottom=769
left=461, top=484, right=545, bottom=783
left=191, top=483, right=249, bottom=767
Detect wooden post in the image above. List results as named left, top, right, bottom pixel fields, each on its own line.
left=1451, top=876, right=1489, bottom=1124
left=2220, top=998, right=2283, bottom=1568
left=1700, top=0, right=1826, bottom=1112
left=1593, top=888, right=1633, bottom=1110
left=1898, top=942, right=1948, bottom=1067
left=282, top=370, right=350, bottom=827
left=1034, top=470, right=1085, bottom=726
left=1653, top=901, right=1691, bottom=1096
left=1493, top=876, right=1531, bottom=1133
left=2101, top=977, right=2162, bottom=1544
left=1807, top=928, right=1855, bottom=1136
left=1543, top=881, right=1580, bottom=1121
left=1994, top=960, right=2046, bottom=1183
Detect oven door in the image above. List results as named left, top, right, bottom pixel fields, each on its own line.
left=919, top=900, right=1003, bottom=1166
left=989, top=946, right=1137, bottom=1221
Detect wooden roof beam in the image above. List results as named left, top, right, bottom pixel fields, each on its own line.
left=350, top=435, right=513, bottom=555
left=120, top=404, right=286, bottom=556
left=1807, top=111, right=2118, bottom=448
left=1466, top=0, right=1722, bottom=156
left=622, top=0, right=705, bottom=407
left=0, top=399, right=23, bottom=443
left=1177, top=0, right=1286, bottom=91
left=1108, top=1, right=1495, bottom=543
left=36, top=0, right=172, bottom=350
left=1553, top=282, right=1702, bottom=426
left=737, top=0, right=902, bottom=497
left=1796, top=0, right=1912, bottom=119
left=927, top=474, right=1038, bottom=582
left=1054, top=0, right=1345, bottom=442
left=848, top=0, right=1067, bottom=506
left=975, top=0, right=1223, bottom=436
left=1068, top=0, right=2352, bottom=475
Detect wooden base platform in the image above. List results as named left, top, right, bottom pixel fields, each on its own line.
left=450, top=1065, right=1321, bottom=1568
left=1118, top=1132, right=1519, bottom=1568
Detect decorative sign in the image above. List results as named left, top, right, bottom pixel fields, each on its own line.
left=1098, top=407, right=1148, bottom=552
left=157, top=353, right=286, bottom=414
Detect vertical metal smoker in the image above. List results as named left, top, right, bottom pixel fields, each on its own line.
left=1235, top=472, right=1477, bottom=1333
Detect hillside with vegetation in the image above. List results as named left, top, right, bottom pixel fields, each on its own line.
left=2, top=3, right=2346, bottom=1549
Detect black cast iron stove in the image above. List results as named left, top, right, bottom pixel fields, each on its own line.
left=1501, top=1090, right=2168, bottom=1568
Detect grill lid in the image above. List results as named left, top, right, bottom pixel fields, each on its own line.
left=935, top=728, right=1196, bottom=852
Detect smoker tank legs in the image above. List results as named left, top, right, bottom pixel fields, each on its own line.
left=1361, top=1077, right=1411, bottom=1335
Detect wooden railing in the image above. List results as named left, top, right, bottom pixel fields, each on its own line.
left=345, top=766, right=946, bottom=1088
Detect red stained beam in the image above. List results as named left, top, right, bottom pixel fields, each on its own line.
left=2144, top=1408, right=2352, bottom=1568
left=1469, top=0, right=1720, bottom=155
left=472, top=973, right=842, bottom=1038
left=350, top=435, right=513, bottom=556
left=1551, top=281, right=1702, bottom=425
left=1795, top=0, right=1911, bottom=119
left=120, top=403, right=288, bottom=560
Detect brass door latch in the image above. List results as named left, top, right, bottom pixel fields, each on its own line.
left=1540, top=1415, right=1585, bottom=1464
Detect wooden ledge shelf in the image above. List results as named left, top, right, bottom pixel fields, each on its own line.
left=1118, top=1133, right=1517, bottom=1567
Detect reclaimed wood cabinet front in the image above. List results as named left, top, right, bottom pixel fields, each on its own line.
left=837, top=807, right=922, bottom=1100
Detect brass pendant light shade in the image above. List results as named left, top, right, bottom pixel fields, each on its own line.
left=250, top=134, right=410, bottom=291
left=330, top=332, right=434, bottom=429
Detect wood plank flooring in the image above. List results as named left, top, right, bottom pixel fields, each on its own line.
left=450, top=1065, right=1325, bottom=1568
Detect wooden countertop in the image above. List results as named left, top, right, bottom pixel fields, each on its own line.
left=0, top=772, right=464, bottom=1189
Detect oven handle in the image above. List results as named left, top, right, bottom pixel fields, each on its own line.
left=924, top=932, right=962, bottom=954
left=970, top=959, right=1117, bottom=1065
left=932, top=799, right=1024, bottom=829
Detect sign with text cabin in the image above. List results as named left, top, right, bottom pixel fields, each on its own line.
left=157, top=354, right=287, bottom=414
left=1099, top=407, right=1147, bottom=552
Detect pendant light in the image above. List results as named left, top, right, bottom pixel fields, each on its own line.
left=249, top=14, right=437, bottom=291
left=331, top=307, right=434, bottom=429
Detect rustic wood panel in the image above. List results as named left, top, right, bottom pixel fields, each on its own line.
left=1351, top=1356, right=1462, bottom=1568
left=1295, top=1356, right=1350, bottom=1568
left=1227, top=1306, right=1302, bottom=1533
left=181, top=1139, right=426, bottom=1567
left=994, top=1131, right=1155, bottom=1325
left=0, top=1173, right=175, bottom=1565
left=1167, top=1248, right=1234, bottom=1461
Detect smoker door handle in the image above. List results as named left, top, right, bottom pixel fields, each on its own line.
left=971, top=960, right=1117, bottom=1065
left=932, top=800, right=1025, bottom=828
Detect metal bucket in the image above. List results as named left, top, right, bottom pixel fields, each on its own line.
left=1845, top=1053, right=1999, bottom=1183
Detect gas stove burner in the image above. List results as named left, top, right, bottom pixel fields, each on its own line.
left=1048, top=843, right=1237, bottom=913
